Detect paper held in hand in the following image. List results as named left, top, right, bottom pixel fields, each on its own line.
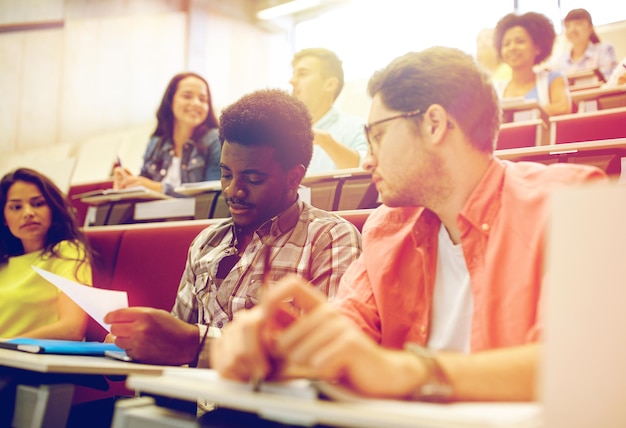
left=31, top=266, right=128, bottom=332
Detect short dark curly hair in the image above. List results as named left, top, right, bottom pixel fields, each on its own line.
left=219, top=89, right=313, bottom=170
left=494, top=12, right=556, bottom=65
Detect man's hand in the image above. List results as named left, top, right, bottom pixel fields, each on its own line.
left=213, top=275, right=425, bottom=398
left=260, top=276, right=424, bottom=398
left=104, top=307, right=199, bottom=365
left=211, top=306, right=273, bottom=381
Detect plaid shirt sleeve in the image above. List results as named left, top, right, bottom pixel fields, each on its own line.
left=171, top=228, right=212, bottom=324
left=297, top=206, right=362, bottom=300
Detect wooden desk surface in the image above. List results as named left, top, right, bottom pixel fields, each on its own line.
left=0, top=348, right=166, bottom=376
left=570, top=85, right=626, bottom=104
left=127, top=370, right=544, bottom=428
left=495, top=138, right=626, bottom=160
left=302, top=167, right=370, bottom=184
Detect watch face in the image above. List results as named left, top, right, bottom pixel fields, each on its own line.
left=404, top=343, right=453, bottom=402
left=419, top=382, right=454, bottom=402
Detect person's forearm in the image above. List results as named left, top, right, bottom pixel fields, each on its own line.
left=438, top=343, right=539, bottom=401
left=544, top=101, right=572, bottom=116
left=316, top=135, right=361, bottom=169
left=139, top=177, right=165, bottom=193
left=18, top=319, right=88, bottom=341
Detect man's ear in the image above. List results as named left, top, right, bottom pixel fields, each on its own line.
left=423, top=104, right=450, bottom=144
left=287, top=164, right=306, bottom=190
left=324, top=77, right=339, bottom=96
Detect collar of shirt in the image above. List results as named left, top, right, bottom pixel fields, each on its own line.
left=199, top=198, right=304, bottom=250
left=313, top=106, right=340, bottom=129
left=456, top=157, right=504, bottom=237
left=403, top=158, right=505, bottom=248
left=567, top=42, right=599, bottom=66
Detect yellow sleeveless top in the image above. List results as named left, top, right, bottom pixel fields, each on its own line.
left=0, top=240, right=92, bottom=338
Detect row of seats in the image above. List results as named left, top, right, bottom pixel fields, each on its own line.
left=497, top=106, right=626, bottom=150
left=69, top=135, right=626, bottom=227
left=67, top=170, right=381, bottom=227
left=82, top=209, right=372, bottom=341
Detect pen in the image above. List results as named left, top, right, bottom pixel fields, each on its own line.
left=0, top=341, right=42, bottom=353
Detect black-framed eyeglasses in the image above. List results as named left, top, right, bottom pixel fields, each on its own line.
left=364, top=110, right=424, bottom=153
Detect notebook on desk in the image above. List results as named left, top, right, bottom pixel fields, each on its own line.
left=72, top=186, right=170, bottom=205
left=0, top=338, right=124, bottom=356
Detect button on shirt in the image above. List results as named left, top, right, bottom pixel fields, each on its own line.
left=171, top=199, right=362, bottom=329
left=334, top=159, right=606, bottom=351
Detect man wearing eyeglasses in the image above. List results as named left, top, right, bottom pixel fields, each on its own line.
left=210, top=47, right=606, bottom=402
left=289, top=48, right=368, bottom=174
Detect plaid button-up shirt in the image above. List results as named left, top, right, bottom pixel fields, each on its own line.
left=171, top=199, right=362, bottom=330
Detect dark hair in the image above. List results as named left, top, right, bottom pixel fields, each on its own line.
left=152, top=72, right=219, bottom=146
left=367, top=46, right=500, bottom=153
left=219, top=89, right=314, bottom=170
left=564, top=8, right=600, bottom=44
left=292, top=48, right=345, bottom=100
left=0, top=168, right=92, bottom=277
left=494, top=12, right=556, bottom=64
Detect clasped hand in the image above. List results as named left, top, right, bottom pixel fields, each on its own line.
left=212, top=275, right=424, bottom=399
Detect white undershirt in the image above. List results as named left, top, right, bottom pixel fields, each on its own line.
left=426, top=223, right=473, bottom=353
left=162, top=156, right=182, bottom=188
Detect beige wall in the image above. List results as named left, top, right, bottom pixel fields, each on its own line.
left=0, top=0, right=285, bottom=184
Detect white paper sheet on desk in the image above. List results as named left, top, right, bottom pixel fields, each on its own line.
left=32, top=266, right=128, bottom=332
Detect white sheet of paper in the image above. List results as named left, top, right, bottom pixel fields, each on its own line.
left=32, top=266, right=128, bottom=332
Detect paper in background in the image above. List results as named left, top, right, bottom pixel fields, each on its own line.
left=32, top=266, right=128, bottom=332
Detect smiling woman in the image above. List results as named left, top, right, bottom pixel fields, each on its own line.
left=493, top=12, right=572, bottom=116
left=0, top=168, right=93, bottom=340
left=112, top=72, right=222, bottom=196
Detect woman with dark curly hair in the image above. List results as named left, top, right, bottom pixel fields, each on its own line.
left=0, top=168, right=92, bottom=339
left=113, top=72, right=221, bottom=196
left=494, top=12, right=572, bottom=116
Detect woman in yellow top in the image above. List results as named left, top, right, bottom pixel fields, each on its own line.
left=0, top=168, right=93, bottom=339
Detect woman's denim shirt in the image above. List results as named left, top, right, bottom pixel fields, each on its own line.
left=139, top=128, right=221, bottom=196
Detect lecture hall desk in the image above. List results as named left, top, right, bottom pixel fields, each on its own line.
left=0, top=348, right=166, bottom=427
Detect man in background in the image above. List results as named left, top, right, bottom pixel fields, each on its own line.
left=290, top=48, right=368, bottom=174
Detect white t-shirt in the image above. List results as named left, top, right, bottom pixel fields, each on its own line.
left=162, top=156, right=182, bottom=189
left=427, top=223, right=473, bottom=353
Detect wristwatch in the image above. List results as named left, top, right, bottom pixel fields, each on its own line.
left=403, top=343, right=453, bottom=402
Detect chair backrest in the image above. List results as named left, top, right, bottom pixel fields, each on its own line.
left=109, top=223, right=208, bottom=309
left=551, top=107, right=626, bottom=145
